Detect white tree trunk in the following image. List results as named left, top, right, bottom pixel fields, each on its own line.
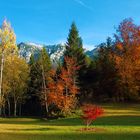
left=41, top=56, right=49, bottom=114
left=42, top=70, right=49, bottom=113
left=0, top=52, right=4, bottom=116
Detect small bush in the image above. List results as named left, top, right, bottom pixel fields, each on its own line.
left=81, top=104, right=104, bottom=127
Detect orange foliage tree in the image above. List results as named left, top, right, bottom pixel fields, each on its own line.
left=48, top=56, right=79, bottom=115
left=114, top=18, right=140, bottom=101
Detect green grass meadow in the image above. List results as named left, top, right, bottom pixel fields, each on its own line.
left=0, top=104, right=140, bottom=140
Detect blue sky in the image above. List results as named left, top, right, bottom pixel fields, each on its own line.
left=0, top=0, right=140, bottom=50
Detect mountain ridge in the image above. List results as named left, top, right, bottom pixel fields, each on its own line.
left=18, top=42, right=97, bottom=63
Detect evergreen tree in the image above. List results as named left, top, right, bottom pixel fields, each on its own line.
left=65, top=22, right=87, bottom=67
left=64, top=22, right=89, bottom=102
left=96, top=38, right=118, bottom=101
left=39, top=48, right=51, bottom=114
left=25, top=54, right=42, bottom=116
left=28, top=48, right=52, bottom=116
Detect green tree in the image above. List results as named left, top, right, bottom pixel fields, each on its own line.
left=38, top=48, right=51, bottom=114
left=96, top=38, right=118, bottom=101
left=65, top=22, right=87, bottom=67
left=64, top=22, right=89, bottom=102
left=27, top=54, right=42, bottom=116
left=29, top=48, right=52, bottom=116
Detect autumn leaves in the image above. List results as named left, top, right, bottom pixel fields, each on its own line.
left=47, top=57, right=79, bottom=115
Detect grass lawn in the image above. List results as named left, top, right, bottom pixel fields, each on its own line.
left=0, top=103, right=140, bottom=140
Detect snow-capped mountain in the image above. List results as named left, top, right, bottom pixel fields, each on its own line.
left=44, top=44, right=65, bottom=63
left=18, top=42, right=66, bottom=63
left=18, top=42, right=97, bottom=63
left=18, top=42, right=43, bottom=62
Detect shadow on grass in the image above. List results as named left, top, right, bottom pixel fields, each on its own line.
left=0, top=132, right=140, bottom=140
left=102, top=103, right=140, bottom=111
left=0, top=115, right=140, bottom=127
left=47, top=116, right=140, bottom=126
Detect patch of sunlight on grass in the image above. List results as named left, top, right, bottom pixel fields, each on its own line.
left=0, top=103, right=140, bottom=140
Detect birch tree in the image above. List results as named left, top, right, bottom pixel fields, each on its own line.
left=0, top=19, right=17, bottom=115
left=7, top=55, right=29, bottom=116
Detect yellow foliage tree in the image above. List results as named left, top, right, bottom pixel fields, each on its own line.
left=0, top=19, right=17, bottom=115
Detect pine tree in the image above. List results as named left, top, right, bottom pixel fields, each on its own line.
left=28, top=48, right=52, bottom=116
left=64, top=22, right=89, bottom=102
left=27, top=54, right=43, bottom=116
left=65, top=22, right=87, bottom=67
left=96, top=38, right=118, bottom=101
left=39, top=48, right=51, bottom=114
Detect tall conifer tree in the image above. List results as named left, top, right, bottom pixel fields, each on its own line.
left=64, top=22, right=89, bottom=101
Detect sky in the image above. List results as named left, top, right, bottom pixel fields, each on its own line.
left=0, top=0, right=140, bottom=50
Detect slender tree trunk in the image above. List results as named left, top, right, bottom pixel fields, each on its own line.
left=7, top=99, right=11, bottom=117
left=0, top=52, right=4, bottom=116
left=14, top=101, right=17, bottom=117
left=41, top=62, right=49, bottom=114
left=19, top=103, right=22, bottom=116
left=2, top=104, right=6, bottom=117
left=44, top=93, right=48, bottom=113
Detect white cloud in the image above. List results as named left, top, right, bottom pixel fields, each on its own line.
left=73, top=0, right=93, bottom=11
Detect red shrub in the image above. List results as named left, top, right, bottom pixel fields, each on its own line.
left=81, top=104, right=104, bottom=127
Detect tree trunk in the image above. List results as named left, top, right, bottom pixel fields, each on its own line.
left=44, top=94, right=48, bottom=113
left=14, top=101, right=17, bottom=117
left=0, top=52, right=4, bottom=116
left=2, top=105, right=6, bottom=117
left=7, top=99, right=11, bottom=117
left=19, top=103, right=22, bottom=116
left=41, top=61, right=49, bottom=114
